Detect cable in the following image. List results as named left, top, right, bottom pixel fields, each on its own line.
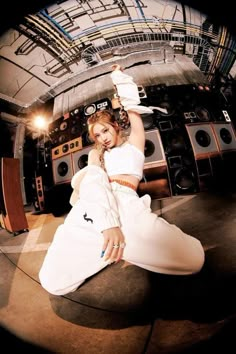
left=0, top=246, right=40, bottom=285
left=141, top=319, right=155, bottom=354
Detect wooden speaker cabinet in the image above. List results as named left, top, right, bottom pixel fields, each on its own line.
left=35, top=176, right=45, bottom=212
left=0, top=157, right=28, bottom=234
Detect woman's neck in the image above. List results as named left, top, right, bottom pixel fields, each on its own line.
left=116, top=136, right=127, bottom=147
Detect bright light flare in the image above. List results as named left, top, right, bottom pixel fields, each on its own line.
left=34, top=115, right=47, bottom=130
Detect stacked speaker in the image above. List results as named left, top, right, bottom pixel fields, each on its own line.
left=46, top=85, right=236, bottom=207
left=179, top=84, right=236, bottom=191
left=32, top=175, right=45, bottom=212
left=50, top=108, right=83, bottom=185
left=138, top=129, right=171, bottom=199
left=143, top=84, right=200, bottom=196
left=50, top=98, right=112, bottom=186
left=142, top=83, right=236, bottom=195
left=186, top=121, right=236, bottom=190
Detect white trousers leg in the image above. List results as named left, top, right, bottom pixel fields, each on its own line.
left=111, top=183, right=205, bottom=275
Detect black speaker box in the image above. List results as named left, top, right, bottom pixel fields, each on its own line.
left=145, top=84, right=232, bottom=124
left=48, top=116, right=71, bottom=148
left=158, top=118, right=199, bottom=196
left=47, top=183, right=73, bottom=217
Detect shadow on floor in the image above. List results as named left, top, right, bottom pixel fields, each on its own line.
left=0, top=325, right=53, bottom=352
left=49, top=244, right=236, bottom=329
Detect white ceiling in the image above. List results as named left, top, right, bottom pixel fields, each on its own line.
left=0, top=0, right=234, bottom=117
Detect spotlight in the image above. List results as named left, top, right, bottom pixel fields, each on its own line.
left=34, top=115, right=47, bottom=130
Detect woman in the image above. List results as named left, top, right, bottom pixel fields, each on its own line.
left=39, top=65, right=205, bottom=296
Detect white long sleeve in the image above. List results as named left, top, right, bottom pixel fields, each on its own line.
left=68, top=165, right=121, bottom=233
left=110, top=69, right=153, bottom=114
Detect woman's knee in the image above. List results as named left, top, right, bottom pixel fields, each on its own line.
left=190, top=243, right=205, bottom=274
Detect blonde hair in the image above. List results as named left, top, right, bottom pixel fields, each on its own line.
left=87, top=109, right=120, bottom=143
left=87, top=109, right=125, bottom=170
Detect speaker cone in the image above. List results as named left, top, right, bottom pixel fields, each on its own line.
left=142, top=114, right=154, bottom=130
left=60, top=121, right=68, bottom=131
left=174, top=168, right=195, bottom=191
left=58, top=135, right=67, bottom=144
left=195, top=106, right=210, bottom=121
left=144, top=139, right=155, bottom=158
left=71, top=125, right=81, bottom=136
left=158, top=101, right=175, bottom=116
left=84, top=104, right=96, bottom=116
left=57, top=162, right=69, bottom=177
left=82, top=131, right=93, bottom=146
left=62, top=144, right=69, bottom=153
left=195, top=130, right=211, bottom=147
left=220, top=128, right=232, bottom=144
left=78, top=154, right=89, bottom=169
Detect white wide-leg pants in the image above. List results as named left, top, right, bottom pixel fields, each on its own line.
left=39, top=166, right=205, bottom=295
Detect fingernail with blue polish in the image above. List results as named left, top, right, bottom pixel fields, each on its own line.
left=100, top=250, right=105, bottom=258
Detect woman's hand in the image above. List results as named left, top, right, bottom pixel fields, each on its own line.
left=88, top=148, right=101, bottom=166
left=111, top=63, right=123, bottom=72
left=101, top=227, right=126, bottom=263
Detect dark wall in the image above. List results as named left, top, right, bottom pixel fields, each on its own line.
left=0, top=119, right=15, bottom=157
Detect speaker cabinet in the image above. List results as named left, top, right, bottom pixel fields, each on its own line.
left=158, top=119, right=199, bottom=196
left=145, top=84, right=230, bottom=124
left=83, top=98, right=112, bottom=117
left=34, top=176, right=45, bottom=212
left=138, top=130, right=171, bottom=199
left=138, top=85, right=147, bottom=99
left=48, top=115, right=71, bottom=148
left=145, top=84, right=176, bottom=118
left=185, top=123, right=219, bottom=159
left=212, top=122, right=236, bottom=191
left=51, top=137, right=82, bottom=160
left=143, top=130, right=166, bottom=167
left=52, top=154, right=74, bottom=185
left=69, top=106, right=84, bottom=140
left=47, top=183, right=73, bottom=217
left=141, top=113, right=159, bottom=131
left=175, top=84, right=213, bottom=123
left=169, top=84, right=229, bottom=124
left=185, top=123, right=223, bottom=191
left=194, top=155, right=223, bottom=191
left=72, top=146, right=93, bottom=174
left=211, top=123, right=236, bottom=152
left=0, top=158, right=28, bottom=234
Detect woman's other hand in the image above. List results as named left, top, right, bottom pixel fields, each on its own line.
left=101, top=227, right=126, bottom=263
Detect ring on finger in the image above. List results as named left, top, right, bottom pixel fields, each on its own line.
left=113, top=244, right=119, bottom=249
left=119, top=242, right=126, bottom=249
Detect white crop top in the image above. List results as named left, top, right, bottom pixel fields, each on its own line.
left=104, top=143, right=145, bottom=180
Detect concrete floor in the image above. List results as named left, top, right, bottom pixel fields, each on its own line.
left=1, top=189, right=236, bottom=353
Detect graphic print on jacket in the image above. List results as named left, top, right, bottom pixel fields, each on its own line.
left=83, top=212, right=93, bottom=224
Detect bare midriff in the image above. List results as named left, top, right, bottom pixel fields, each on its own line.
left=109, top=174, right=140, bottom=191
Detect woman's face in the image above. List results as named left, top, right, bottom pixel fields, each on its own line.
left=93, top=122, right=118, bottom=149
